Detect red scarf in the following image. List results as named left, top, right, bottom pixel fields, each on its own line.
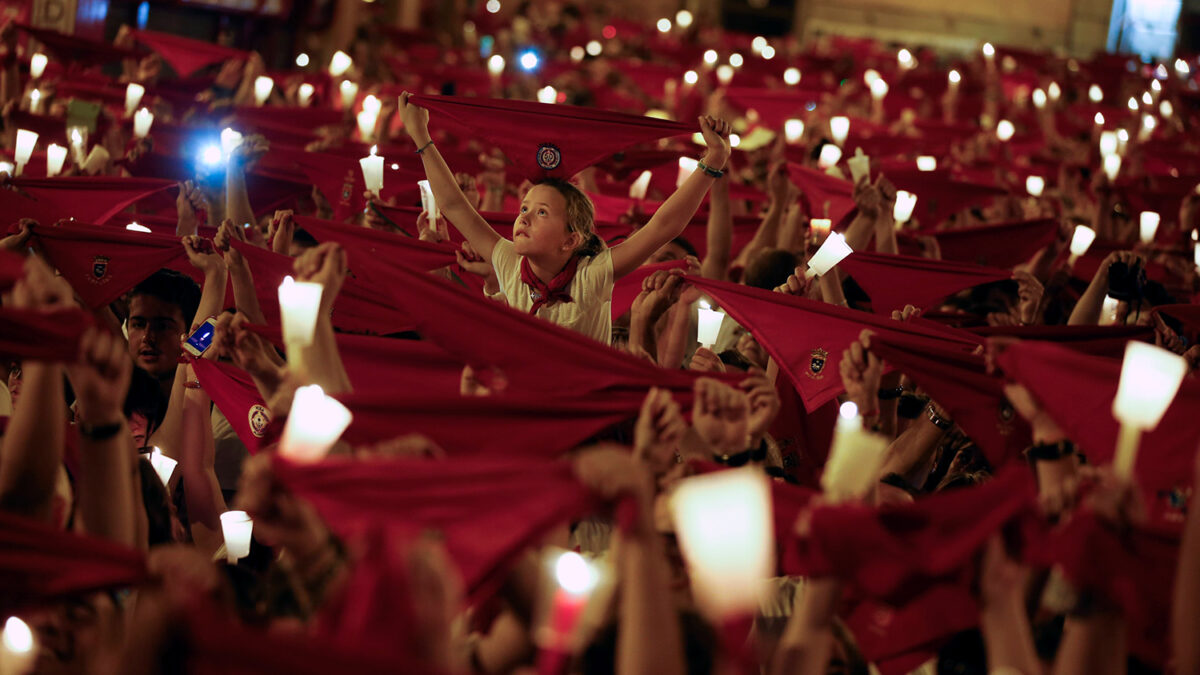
left=519, top=255, right=581, bottom=315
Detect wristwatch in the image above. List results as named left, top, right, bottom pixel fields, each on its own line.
left=925, top=404, right=953, bottom=431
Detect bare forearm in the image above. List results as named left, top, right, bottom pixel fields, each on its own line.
left=772, top=578, right=841, bottom=675
left=656, top=303, right=691, bottom=369
left=180, top=391, right=225, bottom=554
left=777, top=205, right=804, bottom=254
left=296, top=315, right=352, bottom=394
left=843, top=212, right=876, bottom=252
left=229, top=265, right=266, bottom=325
left=1053, top=614, right=1126, bottom=675
left=735, top=201, right=783, bottom=268
left=413, top=140, right=500, bottom=260
left=225, top=169, right=257, bottom=236
left=1068, top=275, right=1109, bottom=326
left=0, top=363, right=64, bottom=519
left=874, top=215, right=898, bottom=254
left=981, top=596, right=1040, bottom=675
left=616, top=523, right=685, bottom=675
left=702, top=178, right=732, bottom=280
left=78, top=419, right=138, bottom=547
left=877, top=416, right=945, bottom=482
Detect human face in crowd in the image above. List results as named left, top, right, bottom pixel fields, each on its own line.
left=127, top=295, right=186, bottom=378
left=647, top=241, right=690, bottom=265
left=25, top=594, right=118, bottom=675
left=129, top=412, right=150, bottom=450
left=513, top=184, right=577, bottom=258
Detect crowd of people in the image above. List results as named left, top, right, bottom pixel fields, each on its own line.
left=1, top=2, right=1200, bottom=673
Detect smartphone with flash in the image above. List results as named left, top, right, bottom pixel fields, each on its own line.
left=182, top=317, right=218, bottom=358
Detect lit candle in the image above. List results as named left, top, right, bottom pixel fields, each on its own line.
left=1161, top=100, right=1174, bottom=118
left=133, top=107, right=154, bottom=139
left=220, top=128, right=243, bottom=158
left=696, top=303, right=725, bottom=349
left=869, top=78, right=889, bottom=101
left=29, top=53, right=47, bottom=79
left=277, top=275, right=324, bottom=348
left=784, top=118, right=804, bottom=144
left=1112, top=342, right=1187, bottom=481
left=948, top=69, right=961, bottom=88
left=418, top=179, right=439, bottom=222
left=716, top=65, right=734, bottom=85
left=279, top=384, right=354, bottom=462
left=1127, top=96, right=1139, bottom=112
left=1099, top=130, right=1118, bottom=157
left=253, top=75, right=274, bottom=106
left=27, top=89, right=40, bottom=114
left=1139, top=211, right=1160, bottom=244
left=981, top=42, right=995, bottom=61
left=829, top=116, right=850, bottom=146
left=846, top=148, right=870, bottom=185
left=817, top=143, right=842, bottom=170
left=328, top=50, right=353, bottom=77
left=219, top=511, right=253, bottom=563
left=806, top=231, right=852, bottom=278
left=995, top=119, right=1015, bottom=142
left=1089, top=84, right=1103, bottom=103
left=670, top=467, right=773, bottom=619
left=1067, top=225, right=1096, bottom=265
left=677, top=157, right=699, bottom=188
left=537, top=85, right=556, bottom=104
left=1094, top=112, right=1105, bottom=128
left=784, top=67, right=801, bottom=85
left=68, top=126, right=87, bottom=166
left=45, top=143, right=67, bottom=177
left=487, top=54, right=505, bottom=76
left=809, top=218, right=832, bottom=245
left=339, top=80, right=358, bottom=110
left=1139, top=114, right=1156, bottom=142
left=821, top=402, right=890, bottom=501
left=359, top=145, right=384, bottom=195
left=0, top=616, right=36, bottom=675
left=1102, top=154, right=1121, bottom=182
left=124, top=83, right=145, bottom=118
left=628, top=170, right=652, bottom=200
left=298, top=83, right=315, bottom=107
left=125, top=222, right=152, bottom=233
left=148, top=446, right=177, bottom=486
left=356, top=109, right=377, bottom=143
left=1032, top=88, right=1047, bottom=109
left=14, top=129, right=37, bottom=176
left=916, top=156, right=937, bottom=171
left=543, top=551, right=599, bottom=649
left=1025, top=176, right=1045, bottom=197
left=893, top=190, right=917, bottom=224
left=1048, top=82, right=1061, bottom=101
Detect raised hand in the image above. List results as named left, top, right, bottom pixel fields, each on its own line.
left=691, top=377, right=750, bottom=456
left=268, top=210, right=296, bottom=255
left=293, top=242, right=347, bottom=314
left=688, top=346, right=725, bottom=373
left=838, top=330, right=883, bottom=417
left=0, top=219, right=32, bottom=252
left=773, top=265, right=813, bottom=296
left=399, top=91, right=432, bottom=146
left=740, top=369, right=781, bottom=442
left=1013, top=271, right=1044, bottom=325
left=698, top=115, right=732, bottom=171
left=12, top=255, right=75, bottom=310
left=416, top=209, right=448, bottom=243
left=182, top=234, right=225, bottom=277
left=631, top=269, right=684, bottom=323
left=633, top=387, right=688, bottom=472
left=69, top=326, right=132, bottom=425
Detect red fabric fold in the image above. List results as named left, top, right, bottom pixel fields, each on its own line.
left=294, top=216, right=459, bottom=272
left=2, top=177, right=174, bottom=227
left=0, top=307, right=92, bottom=362
left=901, top=218, right=1059, bottom=268
left=0, top=510, right=147, bottom=613
left=353, top=253, right=728, bottom=399
left=189, top=358, right=276, bottom=455
left=886, top=170, right=1006, bottom=228
left=784, top=466, right=1037, bottom=599
left=845, top=584, right=979, bottom=671
left=30, top=221, right=187, bottom=308
left=996, top=340, right=1200, bottom=492
left=15, top=23, right=139, bottom=64
left=272, top=455, right=600, bottom=602
left=230, top=240, right=413, bottom=336
left=132, top=29, right=249, bottom=76
left=786, top=163, right=857, bottom=224
left=966, top=324, right=1152, bottom=358
left=838, top=251, right=1012, bottom=314
left=409, top=95, right=694, bottom=181
left=683, top=275, right=982, bottom=410
left=869, top=334, right=1031, bottom=468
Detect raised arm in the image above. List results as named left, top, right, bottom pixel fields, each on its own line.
left=700, top=168, right=733, bottom=281
left=611, top=117, right=731, bottom=279
left=178, top=362, right=227, bottom=557
left=1173, top=452, right=1200, bottom=675
left=400, top=92, right=502, bottom=261
left=291, top=242, right=353, bottom=394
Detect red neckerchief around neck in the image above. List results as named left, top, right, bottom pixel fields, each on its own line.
left=519, top=254, right=581, bottom=315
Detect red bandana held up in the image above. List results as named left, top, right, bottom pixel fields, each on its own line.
left=131, top=29, right=250, bottom=77
left=519, top=255, right=581, bottom=315
left=0, top=177, right=174, bottom=228
left=837, top=251, right=1013, bottom=315
left=0, top=307, right=93, bottom=362
left=0, top=510, right=147, bottom=614
left=408, top=95, right=694, bottom=182
left=897, top=218, right=1059, bottom=268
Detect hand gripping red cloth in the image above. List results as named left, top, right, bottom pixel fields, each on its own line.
left=28, top=221, right=188, bottom=308
left=683, top=275, right=982, bottom=411
left=995, top=340, right=1200, bottom=492
left=837, top=251, right=1012, bottom=315
left=408, top=94, right=695, bottom=182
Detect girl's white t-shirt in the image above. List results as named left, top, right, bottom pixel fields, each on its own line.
left=490, top=238, right=614, bottom=344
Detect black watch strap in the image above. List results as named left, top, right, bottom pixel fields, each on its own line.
left=78, top=420, right=123, bottom=441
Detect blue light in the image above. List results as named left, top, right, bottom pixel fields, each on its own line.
left=199, top=144, right=222, bottom=167
left=136, top=0, right=149, bottom=29
left=479, top=35, right=494, bottom=58
left=518, top=49, right=539, bottom=71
